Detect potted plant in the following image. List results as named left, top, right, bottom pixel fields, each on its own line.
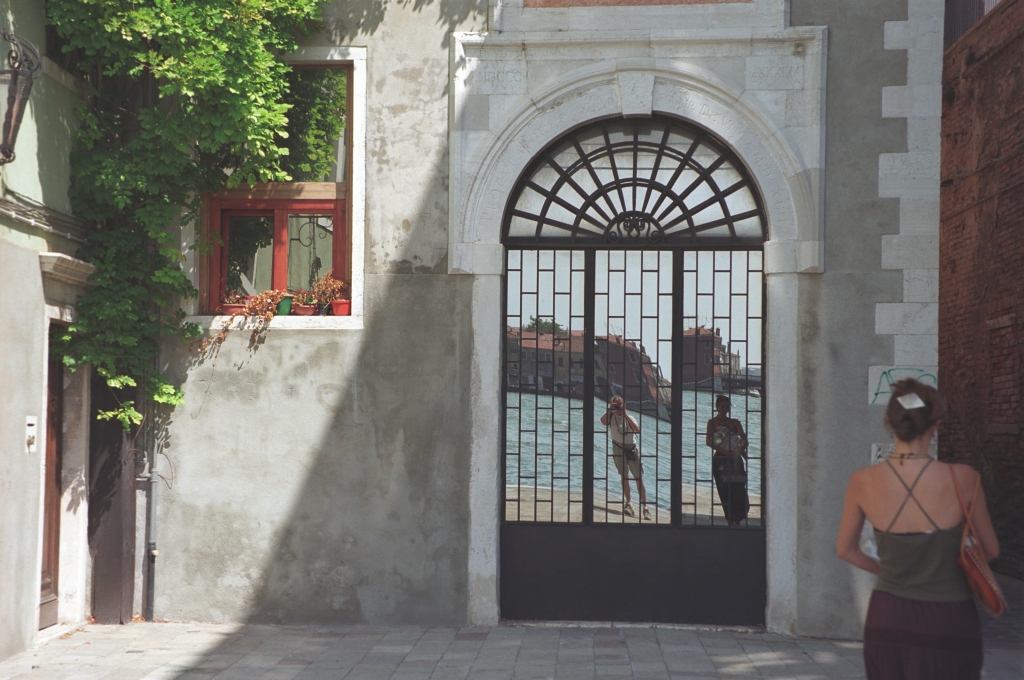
left=292, top=289, right=318, bottom=316
left=220, top=291, right=246, bottom=316
left=276, top=292, right=294, bottom=316
left=312, top=272, right=351, bottom=316
left=196, top=289, right=286, bottom=353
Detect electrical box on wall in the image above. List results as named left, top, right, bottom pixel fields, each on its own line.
left=25, top=415, right=37, bottom=454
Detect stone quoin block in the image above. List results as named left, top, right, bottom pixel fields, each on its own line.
left=903, top=268, right=938, bottom=302
left=875, top=302, right=938, bottom=335
left=878, top=152, right=941, bottom=199
left=898, top=196, right=941, bottom=235
left=882, top=86, right=911, bottom=118
left=894, top=334, right=938, bottom=365
left=881, top=234, right=938, bottom=270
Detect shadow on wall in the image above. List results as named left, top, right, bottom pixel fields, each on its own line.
left=321, top=0, right=486, bottom=47
left=246, top=238, right=473, bottom=626
left=152, top=2, right=487, bottom=640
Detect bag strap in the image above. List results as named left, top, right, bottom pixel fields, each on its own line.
left=950, top=465, right=981, bottom=551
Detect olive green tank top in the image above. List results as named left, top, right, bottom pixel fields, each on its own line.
left=873, top=526, right=972, bottom=602
left=871, top=458, right=972, bottom=602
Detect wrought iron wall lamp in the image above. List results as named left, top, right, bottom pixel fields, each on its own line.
left=0, top=27, right=42, bottom=164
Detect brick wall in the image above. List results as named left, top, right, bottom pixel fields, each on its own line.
left=940, top=0, right=1024, bottom=579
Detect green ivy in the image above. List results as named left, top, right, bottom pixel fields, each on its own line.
left=281, top=69, right=347, bottom=182
left=47, top=0, right=328, bottom=428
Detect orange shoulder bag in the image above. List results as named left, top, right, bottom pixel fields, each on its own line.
left=951, top=467, right=1008, bottom=617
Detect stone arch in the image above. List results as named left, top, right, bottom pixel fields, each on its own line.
left=451, top=60, right=823, bottom=276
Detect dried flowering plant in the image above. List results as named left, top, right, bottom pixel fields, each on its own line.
left=312, top=272, right=349, bottom=303
left=196, top=289, right=286, bottom=354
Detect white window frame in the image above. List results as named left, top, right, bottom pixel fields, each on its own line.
left=191, top=46, right=367, bottom=330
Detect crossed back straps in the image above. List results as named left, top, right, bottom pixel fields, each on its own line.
left=883, top=458, right=940, bottom=533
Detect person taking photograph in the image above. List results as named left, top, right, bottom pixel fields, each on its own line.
left=601, top=395, right=649, bottom=520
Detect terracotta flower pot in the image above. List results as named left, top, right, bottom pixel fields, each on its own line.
left=220, top=303, right=245, bottom=315
left=292, top=303, right=317, bottom=316
left=330, top=299, right=351, bottom=316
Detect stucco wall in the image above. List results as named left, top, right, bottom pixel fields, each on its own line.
left=0, top=0, right=86, bottom=663
left=155, top=0, right=486, bottom=625
left=0, top=0, right=81, bottom=254
left=154, top=0, right=946, bottom=639
left=790, top=0, right=943, bottom=639
left=0, top=239, right=48, bottom=660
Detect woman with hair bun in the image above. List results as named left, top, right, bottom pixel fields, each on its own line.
left=836, top=379, right=999, bottom=680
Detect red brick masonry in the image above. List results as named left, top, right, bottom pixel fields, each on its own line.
left=524, top=0, right=751, bottom=8
left=940, top=0, right=1024, bottom=579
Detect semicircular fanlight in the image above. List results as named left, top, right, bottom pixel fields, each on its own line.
left=502, top=116, right=766, bottom=247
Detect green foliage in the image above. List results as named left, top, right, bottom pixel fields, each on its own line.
left=525, top=316, right=567, bottom=335
left=47, top=0, right=327, bottom=428
left=281, top=69, right=347, bottom=182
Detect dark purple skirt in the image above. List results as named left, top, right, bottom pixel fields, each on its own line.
left=864, top=590, right=982, bottom=680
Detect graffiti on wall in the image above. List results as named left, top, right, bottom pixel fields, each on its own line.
left=868, top=366, right=938, bottom=405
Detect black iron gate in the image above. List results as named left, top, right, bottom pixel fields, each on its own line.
left=500, top=116, right=767, bottom=625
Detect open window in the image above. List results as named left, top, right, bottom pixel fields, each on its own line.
left=199, top=56, right=363, bottom=316
left=205, top=189, right=347, bottom=308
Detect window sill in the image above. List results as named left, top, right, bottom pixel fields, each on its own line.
left=188, top=315, right=364, bottom=331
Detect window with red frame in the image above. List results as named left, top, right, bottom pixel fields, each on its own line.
left=207, top=197, right=346, bottom=310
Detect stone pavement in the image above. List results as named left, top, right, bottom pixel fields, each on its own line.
left=1, top=614, right=1021, bottom=680
left=1, top=624, right=868, bottom=680
left=3, top=575, right=1023, bottom=680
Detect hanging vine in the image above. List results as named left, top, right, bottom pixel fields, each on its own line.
left=47, top=0, right=330, bottom=428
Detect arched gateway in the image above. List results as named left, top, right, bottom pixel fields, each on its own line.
left=501, top=115, right=767, bottom=624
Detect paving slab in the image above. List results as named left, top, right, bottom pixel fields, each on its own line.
left=2, top=620, right=1023, bottom=680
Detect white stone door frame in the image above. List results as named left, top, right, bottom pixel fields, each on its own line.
left=450, top=29, right=827, bottom=632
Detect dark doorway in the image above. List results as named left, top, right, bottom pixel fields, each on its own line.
left=88, top=374, right=136, bottom=624
left=500, top=117, right=767, bottom=624
left=39, top=340, right=63, bottom=630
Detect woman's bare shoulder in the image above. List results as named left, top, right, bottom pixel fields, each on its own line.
left=846, top=465, right=876, bottom=491
left=946, top=461, right=979, bottom=483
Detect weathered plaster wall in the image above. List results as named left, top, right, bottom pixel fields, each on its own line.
left=0, top=0, right=87, bottom=662
left=155, top=0, right=486, bottom=625
left=790, top=0, right=938, bottom=639
left=0, top=0, right=82, bottom=254
left=155, top=0, right=943, bottom=639
left=0, top=239, right=47, bottom=660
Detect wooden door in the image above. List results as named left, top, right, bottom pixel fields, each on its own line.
left=40, top=351, right=63, bottom=630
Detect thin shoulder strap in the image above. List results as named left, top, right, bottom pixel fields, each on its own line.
left=950, top=466, right=981, bottom=549
left=883, top=458, right=940, bottom=532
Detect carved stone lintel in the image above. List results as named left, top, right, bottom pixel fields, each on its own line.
left=39, top=252, right=96, bottom=287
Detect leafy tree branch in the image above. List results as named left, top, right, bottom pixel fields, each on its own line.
left=47, top=0, right=328, bottom=427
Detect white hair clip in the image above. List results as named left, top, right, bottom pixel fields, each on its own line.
left=897, top=393, right=926, bottom=410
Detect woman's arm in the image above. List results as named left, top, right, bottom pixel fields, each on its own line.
left=836, top=471, right=881, bottom=575
left=705, top=419, right=715, bottom=449
left=731, top=419, right=749, bottom=459
left=957, top=466, right=1000, bottom=561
